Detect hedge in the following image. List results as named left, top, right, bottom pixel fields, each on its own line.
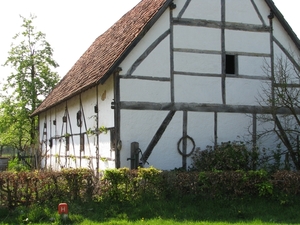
left=1, top=167, right=300, bottom=209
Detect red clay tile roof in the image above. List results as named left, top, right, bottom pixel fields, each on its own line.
left=32, top=0, right=170, bottom=116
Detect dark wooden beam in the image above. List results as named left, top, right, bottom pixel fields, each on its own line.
left=141, top=110, right=176, bottom=164
left=119, top=101, right=300, bottom=114
left=173, top=18, right=271, bottom=32
left=126, top=29, right=170, bottom=76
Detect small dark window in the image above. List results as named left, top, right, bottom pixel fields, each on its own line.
left=226, top=54, right=235, bottom=74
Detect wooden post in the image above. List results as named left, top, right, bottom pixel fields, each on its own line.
left=130, top=142, right=140, bottom=169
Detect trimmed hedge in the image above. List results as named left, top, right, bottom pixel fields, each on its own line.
left=1, top=167, right=300, bottom=209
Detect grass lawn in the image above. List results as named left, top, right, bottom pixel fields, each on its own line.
left=1, top=196, right=300, bottom=225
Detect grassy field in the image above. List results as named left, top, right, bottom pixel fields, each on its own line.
left=1, top=196, right=300, bottom=225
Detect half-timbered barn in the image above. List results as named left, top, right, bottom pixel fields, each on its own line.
left=32, top=0, right=300, bottom=171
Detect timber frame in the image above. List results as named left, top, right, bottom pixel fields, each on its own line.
left=33, top=0, right=300, bottom=171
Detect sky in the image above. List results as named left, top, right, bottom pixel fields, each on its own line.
left=0, top=0, right=299, bottom=86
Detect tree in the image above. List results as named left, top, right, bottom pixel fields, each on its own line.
left=258, top=55, right=300, bottom=170
left=0, top=15, right=59, bottom=156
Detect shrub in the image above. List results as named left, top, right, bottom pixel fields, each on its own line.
left=191, top=141, right=252, bottom=171
left=198, top=169, right=272, bottom=198
left=8, top=158, right=29, bottom=172
left=1, top=167, right=300, bottom=210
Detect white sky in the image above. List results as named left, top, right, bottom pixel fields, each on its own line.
left=0, top=0, right=299, bottom=86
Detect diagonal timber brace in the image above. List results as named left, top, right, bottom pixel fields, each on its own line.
left=141, top=110, right=176, bottom=165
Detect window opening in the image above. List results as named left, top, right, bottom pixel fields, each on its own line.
left=226, top=54, right=236, bottom=75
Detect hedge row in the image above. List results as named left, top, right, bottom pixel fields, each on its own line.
left=1, top=168, right=300, bottom=209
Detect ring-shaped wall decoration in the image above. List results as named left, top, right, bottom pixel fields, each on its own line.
left=177, top=135, right=195, bottom=157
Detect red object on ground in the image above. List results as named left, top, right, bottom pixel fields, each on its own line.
left=58, top=203, right=68, bottom=214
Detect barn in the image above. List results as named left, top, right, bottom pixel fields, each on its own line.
left=31, top=0, right=300, bottom=171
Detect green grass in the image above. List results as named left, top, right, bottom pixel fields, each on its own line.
left=1, top=196, right=300, bottom=224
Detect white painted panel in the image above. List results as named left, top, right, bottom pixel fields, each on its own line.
left=119, top=110, right=172, bottom=168
left=181, top=0, right=221, bottom=21
left=217, top=113, right=252, bottom=144
left=120, top=79, right=170, bottom=102
left=255, top=115, right=282, bottom=153
left=252, top=0, right=270, bottom=26
left=120, top=11, right=170, bottom=75
left=226, top=78, right=269, bottom=105
left=120, top=110, right=183, bottom=170
left=273, top=17, right=300, bottom=58
left=42, top=78, right=116, bottom=170
left=99, top=130, right=113, bottom=159
left=66, top=96, right=81, bottom=135
left=132, top=38, right=170, bottom=78
left=187, top=112, right=215, bottom=149
left=239, top=55, right=269, bottom=77
left=174, top=75, right=222, bottom=104
left=174, top=52, right=221, bottom=74
left=174, top=26, right=221, bottom=51
left=172, top=0, right=187, bottom=18
left=272, top=46, right=300, bottom=84
left=226, top=0, right=262, bottom=25
left=148, top=112, right=183, bottom=170
left=81, top=87, right=97, bottom=133
left=226, top=30, right=270, bottom=54
left=98, top=76, right=115, bottom=128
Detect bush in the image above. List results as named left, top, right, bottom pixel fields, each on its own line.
left=8, top=158, right=29, bottom=172
left=0, top=168, right=94, bottom=209
left=1, top=167, right=300, bottom=210
left=191, top=141, right=253, bottom=171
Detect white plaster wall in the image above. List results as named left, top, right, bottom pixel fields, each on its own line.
left=226, top=0, right=263, bottom=25
left=174, top=52, right=221, bottom=74
left=180, top=0, right=221, bottom=21
left=120, top=79, right=170, bottom=102
left=226, top=30, right=270, bottom=54
left=40, top=78, right=115, bottom=170
left=120, top=110, right=184, bottom=170
left=120, top=110, right=170, bottom=168
left=239, top=55, right=270, bottom=77
left=174, top=75, right=222, bottom=104
left=98, top=76, right=115, bottom=128
left=226, top=78, right=269, bottom=105
left=146, top=112, right=183, bottom=170
left=252, top=0, right=270, bottom=25
left=171, top=0, right=186, bottom=18
left=273, top=17, right=300, bottom=58
left=217, top=113, right=252, bottom=144
left=272, top=47, right=300, bottom=86
left=132, top=38, right=170, bottom=78
left=174, top=26, right=221, bottom=51
left=255, top=115, right=281, bottom=152
left=187, top=112, right=215, bottom=147
left=186, top=112, right=215, bottom=167
left=119, top=10, right=170, bottom=76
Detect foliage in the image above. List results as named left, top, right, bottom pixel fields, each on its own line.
left=0, top=14, right=59, bottom=155
left=0, top=168, right=94, bottom=209
left=190, top=140, right=291, bottom=173
left=1, top=169, right=300, bottom=224
left=2, top=167, right=300, bottom=212
left=7, top=158, right=29, bottom=172
left=190, top=141, right=253, bottom=171
left=101, top=167, right=162, bottom=202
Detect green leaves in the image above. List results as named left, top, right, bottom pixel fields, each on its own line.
left=1, top=14, right=59, bottom=153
